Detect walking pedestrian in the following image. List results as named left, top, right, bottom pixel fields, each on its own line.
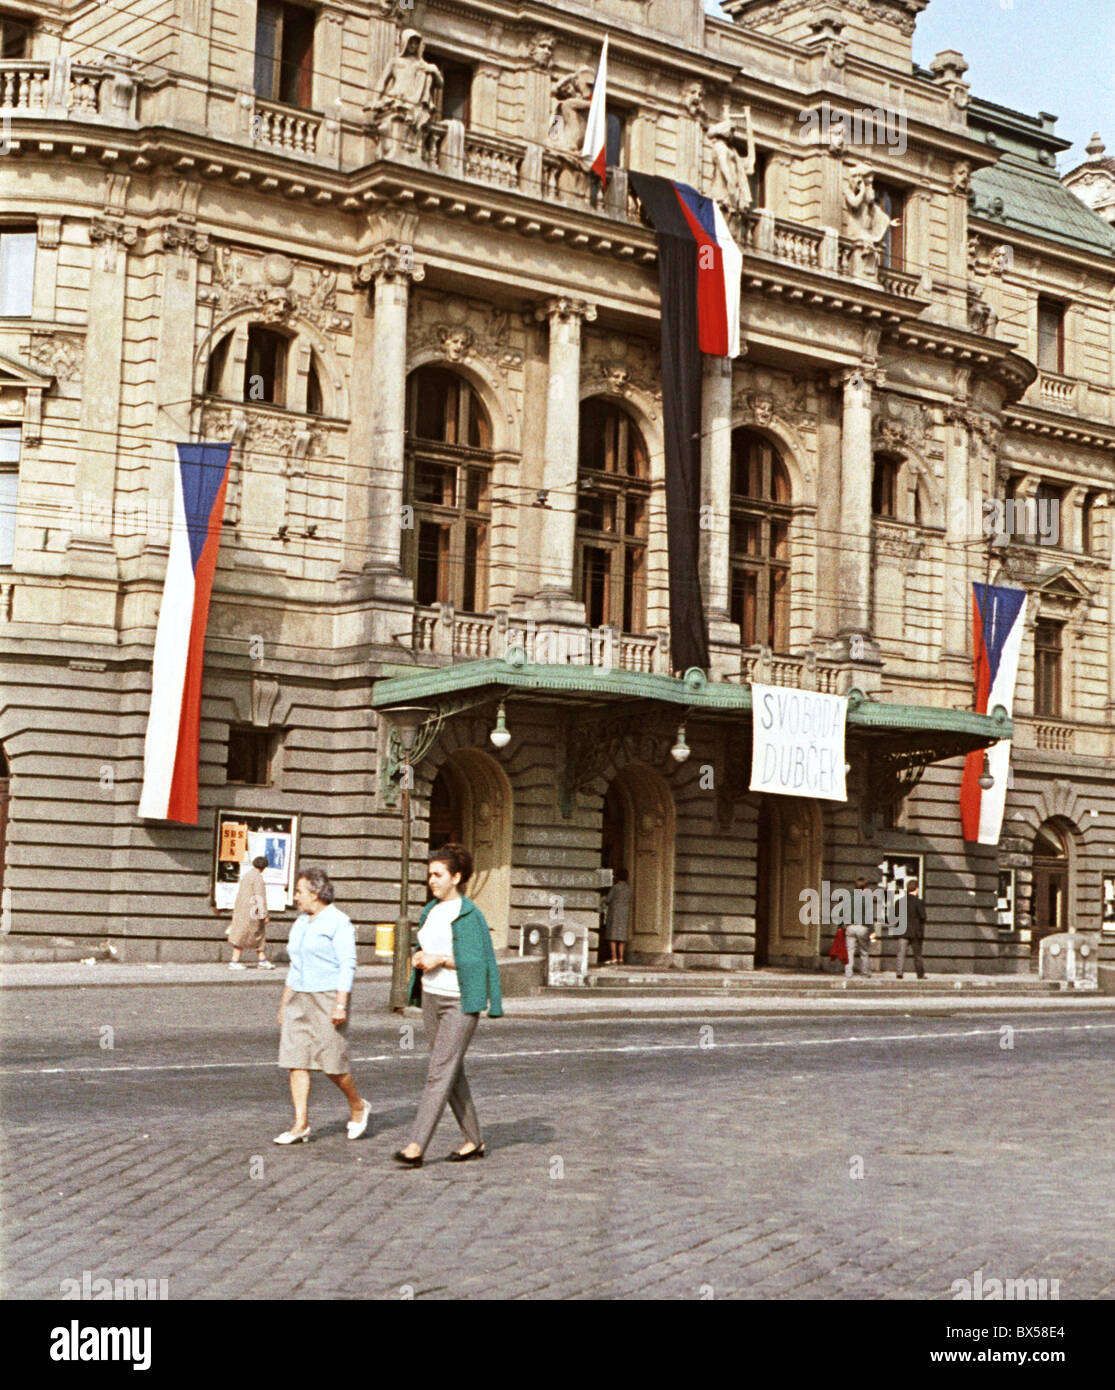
left=897, top=878, right=927, bottom=979
left=603, top=867, right=631, bottom=965
left=273, top=866, right=371, bottom=1145
left=393, top=843, right=502, bottom=1168
left=227, top=855, right=273, bottom=969
left=844, top=875, right=875, bottom=979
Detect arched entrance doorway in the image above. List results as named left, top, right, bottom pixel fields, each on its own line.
left=1031, top=818, right=1072, bottom=954
left=756, top=796, right=822, bottom=967
left=599, top=763, right=674, bottom=963
left=427, top=748, right=512, bottom=950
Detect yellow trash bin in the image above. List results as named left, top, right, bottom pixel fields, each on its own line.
left=375, top=923, right=394, bottom=958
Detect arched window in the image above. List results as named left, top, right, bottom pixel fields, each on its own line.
left=204, top=334, right=231, bottom=396
left=306, top=355, right=324, bottom=416
left=405, top=366, right=493, bottom=612
left=730, top=429, right=791, bottom=651
left=575, top=399, right=649, bottom=632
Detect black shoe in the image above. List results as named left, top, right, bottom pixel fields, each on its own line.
left=896, top=973, right=904, bottom=979
left=447, top=1144, right=486, bottom=1163
left=392, top=1149, right=423, bottom=1167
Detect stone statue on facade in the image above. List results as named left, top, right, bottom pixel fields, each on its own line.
left=546, top=65, right=594, bottom=154
left=843, top=161, right=894, bottom=278
left=366, top=29, right=443, bottom=137
left=706, top=109, right=757, bottom=219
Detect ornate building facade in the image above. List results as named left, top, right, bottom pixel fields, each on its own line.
left=2, top=0, right=1114, bottom=969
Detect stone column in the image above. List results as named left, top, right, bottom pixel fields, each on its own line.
left=529, top=295, right=595, bottom=621
left=835, top=361, right=882, bottom=646
left=354, top=242, right=424, bottom=599
left=940, top=408, right=973, bottom=683
left=700, top=356, right=739, bottom=666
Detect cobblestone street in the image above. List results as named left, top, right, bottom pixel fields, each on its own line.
left=2, top=985, right=1113, bottom=1299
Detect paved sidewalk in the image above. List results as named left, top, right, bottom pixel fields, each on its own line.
left=2, top=959, right=1111, bottom=1017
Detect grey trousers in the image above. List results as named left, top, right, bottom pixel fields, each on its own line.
left=896, top=936, right=926, bottom=978
left=844, top=924, right=871, bottom=977
left=410, top=992, right=482, bottom=1153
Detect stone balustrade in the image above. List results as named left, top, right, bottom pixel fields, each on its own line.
left=251, top=98, right=322, bottom=157
left=1031, top=721, right=1075, bottom=753
left=1038, top=371, right=1079, bottom=412
left=0, top=61, right=114, bottom=115
left=0, top=580, right=14, bottom=623
left=742, top=646, right=843, bottom=693
left=411, top=607, right=670, bottom=674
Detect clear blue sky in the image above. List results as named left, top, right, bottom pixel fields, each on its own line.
left=706, top=0, right=1114, bottom=170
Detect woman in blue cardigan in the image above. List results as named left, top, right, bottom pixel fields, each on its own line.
left=393, top=842, right=502, bottom=1168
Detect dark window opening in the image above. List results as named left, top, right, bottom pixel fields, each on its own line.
left=226, top=726, right=274, bottom=785
left=1037, top=298, right=1065, bottom=374
left=875, top=180, right=906, bottom=272
left=730, top=429, right=792, bottom=651
left=0, top=15, right=30, bottom=59
left=254, top=0, right=315, bottom=110
left=428, top=51, right=472, bottom=125
left=748, top=150, right=769, bottom=210
left=205, top=335, right=230, bottom=396
left=605, top=110, right=627, bottom=169
left=244, top=326, right=288, bottom=406
left=872, top=454, right=900, bottom=518
left=408, top=366, right=490, bottom=448
left=306, top=357, right=324, bottom=416
left=1034, top=620, right=1063, bottom=718
left=576, top=399, right=649, bottom=633
left=1082, top=491, right=1100, bottom=555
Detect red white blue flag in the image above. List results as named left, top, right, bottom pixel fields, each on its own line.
left=627, top=172, right=743, bottom=673
left=581, top=36, right=608, bottom=188
left=138, top=443, right=232, bottom=824
left=960, top=582, right=1027, bottom=844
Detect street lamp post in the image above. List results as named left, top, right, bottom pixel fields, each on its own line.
left=386, top=708, right=429, bottom=1012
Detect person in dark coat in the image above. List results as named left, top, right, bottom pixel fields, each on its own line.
left=897, top=878, right=927, bottom=979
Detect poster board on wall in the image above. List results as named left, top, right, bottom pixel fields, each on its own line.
left=748, top=683, right=848, bottom=802
left=214, top=809, right=299, bottom=912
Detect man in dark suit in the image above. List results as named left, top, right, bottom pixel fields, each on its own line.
left=897, top=879, right=927, bottom=979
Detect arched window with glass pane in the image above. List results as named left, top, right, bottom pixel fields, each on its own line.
left=405, top=366, right=493, bottom=613
left=575, top=399, right=649, bottom=632
left=730, top=429, right=791, bottom=651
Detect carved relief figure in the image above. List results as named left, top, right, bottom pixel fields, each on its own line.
left=367, top=29, right=443, bottom=135
left=546, top=66, right=595, bottom=154
left=707, top=109, right=757, bottom=217
left=528, top=30, right=556, bottom=70
left=843, top=162, right=894, bottom=277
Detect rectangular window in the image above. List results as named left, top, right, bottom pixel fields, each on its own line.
left=244, top=326, right=288, bottom=406
left=730, top=568, right=758, bottom=645
left=428, top=53, right=472, bottom=125
left=1037, top=298, right=1065, bottom=374
left=0, top=230, right=36, bottom=317
left=254, top=0, right=315, bottom=109
left=0, top=15, right=29, bottom=59
left=1034, top=619, right=1063, bottom=717
left=226, top=727, right=274, bottom=785
left=874, top=181, right=906, bottom=272
left=462, top=522, right=486, bottom=613
left=416, top=521, right=449, bottom=605
left=0, top=426, right=18, bottom=566
left=582, top=547, right=610, bottom=628
left=605, top=110, right=627, bottom=169
left=748, top=151, right=769, bottom=210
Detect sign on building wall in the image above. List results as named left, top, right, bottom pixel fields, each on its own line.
left=214, top=809, right=299, bottom=912
left=1103, top=876, right=1115, bottom=934
left=996, top=869, right=1016, bottom=931
left=749, top=683, right=848, bottom=802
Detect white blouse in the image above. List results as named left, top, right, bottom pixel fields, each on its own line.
left=418, top=897, right=462, bottom=997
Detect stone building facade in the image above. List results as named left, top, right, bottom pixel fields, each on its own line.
left=1, top=0, right=1114, bottom=970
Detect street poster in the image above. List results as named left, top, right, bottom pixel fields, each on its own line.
left=214, top=809, right=299, bottom=912
left=748, top=682, right=848, bottom=802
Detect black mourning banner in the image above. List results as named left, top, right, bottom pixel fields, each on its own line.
left=628, top=171, right=711, bottom=675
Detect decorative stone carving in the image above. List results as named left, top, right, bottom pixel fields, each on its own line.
left=546, top=65, right=594, bottom=155
left=706, top=109, right=757, bottom=219
left=842, top=162, right=893, bottom=278
left=967, top=285, right=997, bottom=335
left=410, top=298, right=525, bottom=383
left=681, top=81, right=706, bottom=120
left=582, top=335, right=663, bottom=408
left=200, top=248, right=352, bottom=332
left=88, top=217, right=138, bottom=271
left=930, top=49, right=970, bottom=112
left=354, top=242, right=425, bottom=288
left=952, top=161, right=971, bottom=195
left=872, top=393, right=932, bottom=456
left=21, top=333, right=84, bottom=384
left=535, top=295, right=596, bottom=326
left=737, top=0, right=921, bottom=36
left=161, top=221, right=211, bottom=278
left=527, top=30, right=556, bottom=69
left=366, top=29, right=443, bottom=137
left=732, top=373, right=812, bottom=430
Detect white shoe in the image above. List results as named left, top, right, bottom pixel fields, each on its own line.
left=273, top=1127, right=311, bottom=1145
left=347, top=1100, right=371, bottom=1141
left=257, top=959, right=275, bottom=970
left=228, top=961, right=246, bottom=971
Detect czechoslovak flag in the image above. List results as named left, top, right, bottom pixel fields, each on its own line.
left=138, top=443, right=233, bottom=824
left=960, top=582, right=1027, bottom=845
left=581, top=35, right=608, bottom=187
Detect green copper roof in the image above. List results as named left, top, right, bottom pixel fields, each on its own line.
left=971, top=156, right=1115, bottom=257
left=371, top=659, right=1011, bottom=743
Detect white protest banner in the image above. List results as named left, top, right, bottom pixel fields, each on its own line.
left=749, top=683, right=848, bottom=802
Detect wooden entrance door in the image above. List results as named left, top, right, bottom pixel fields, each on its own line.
left=758, top=796, right=822, bottom=966
left=1031, top=820, right=1070, bottom=955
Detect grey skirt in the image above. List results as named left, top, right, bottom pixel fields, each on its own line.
left=277, top=991, right=351, bottom=1073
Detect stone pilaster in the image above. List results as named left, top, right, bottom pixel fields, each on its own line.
left=835, top=360, right=883, bottom=652
left=529, top=295, right=596, bottom=621
left=700, top=356, right=740, bottom=670
left=353, top=242, right=424, bottom=599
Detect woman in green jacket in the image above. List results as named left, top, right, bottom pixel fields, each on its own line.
left=393, top=842, right=503, bottom=1168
